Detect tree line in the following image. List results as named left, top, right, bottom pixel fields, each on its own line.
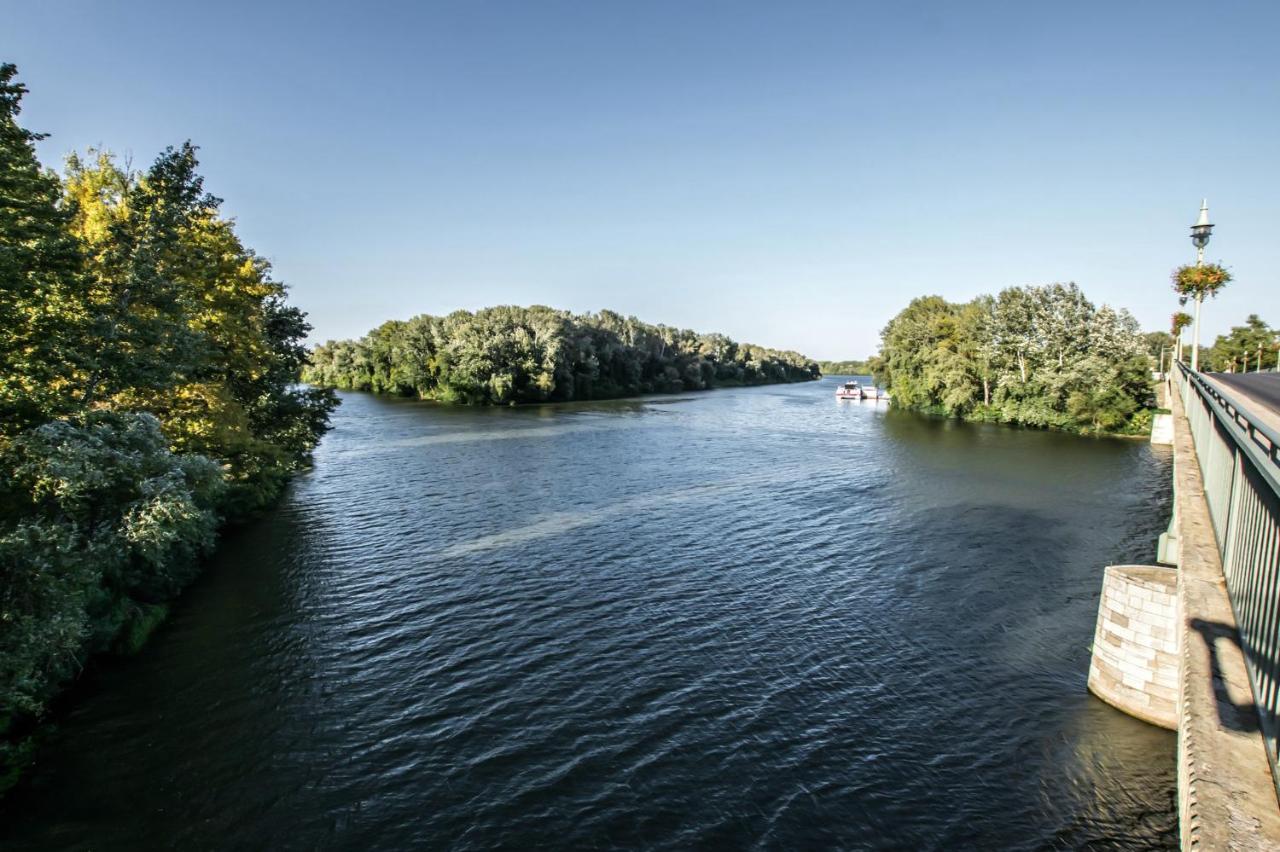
left=0, top=64, right=334, bottom=790
left=1204, top=314, right=1277, bottom=373
left=303, top=307, right=820, bottom=403
left=817, top=359, right=872, bottom=376
left=868, top=283, right=1155, bottom=434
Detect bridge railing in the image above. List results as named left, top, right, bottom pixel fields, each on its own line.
left=1176, top=360, right=1280, bottom=798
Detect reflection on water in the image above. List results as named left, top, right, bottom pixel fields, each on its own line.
left=0, top=376, right=1176, bottom=850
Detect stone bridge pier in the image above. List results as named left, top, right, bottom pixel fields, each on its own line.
left=1087, top=368, right=1280, bottom=849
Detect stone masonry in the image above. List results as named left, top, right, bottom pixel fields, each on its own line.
left=1088, top=565, right=1179, bottom=730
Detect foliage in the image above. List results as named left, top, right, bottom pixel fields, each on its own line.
left=0, top=64, right=84, bottom=432
left=0, top=64, right=334, bottom=792
left=1141, top=331, right=1170, bottom=360
left=1171, top=262, right=1232, bottom=302
left=61, top=149, right=338, bottom=513
left=1117, top=407, right=1155, bottom=437
left=0, top=413, right=224, bottom=777
left=1205, top=314, right=1277, bottom=372
left=874, top=284, right=1154, bottom=434
left=1171, top=311, right=1192, bottom=336
left=304, top=307, right=819, bottom=404
left=818, top=359, right=872, bottom=376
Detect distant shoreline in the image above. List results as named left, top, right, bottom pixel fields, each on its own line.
left=304, top=305, right=820, bottom=406
left=315, top=372, right=821, bottom=407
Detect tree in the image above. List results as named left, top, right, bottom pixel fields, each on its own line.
left=990, top=286, right=1041, bottom=384
left=874, top=296, right=965, bottom=412
left=63, top=147, right=336, bottom=513
left=962, top=296, right=998, bottom=406
left=304, top=307, right=818, bottom=404
left=1038, top=283, right=1092, bottom=369
left=1170, top=311, right=1193, bottom=363
left=1142, top=331, right=1170, bottom=374
left=817, top=359, right=872, bottom=376
left=875, top=284, right=1152, bottom=434
left=1172, top=262, right=1232, bottom=371
left=0, top=64, right=85, bottom=433
left=1206, top=315, right=1274, bottom=373
left=0, top=64, right=335, bottom=789
left=66, top=145, right=213, bottom=409
left=0, top=411, right=224, bottom=785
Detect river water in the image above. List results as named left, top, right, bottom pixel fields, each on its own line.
left=1, top=377, right=1177, bottom=850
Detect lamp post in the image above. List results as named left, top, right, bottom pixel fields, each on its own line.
left=1189, top=200, right=1214, bottom=371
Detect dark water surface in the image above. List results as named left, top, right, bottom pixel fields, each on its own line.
left=1, top=378, right=1177, bottom=850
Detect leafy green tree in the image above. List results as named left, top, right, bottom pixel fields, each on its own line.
left=0, top=64, right=334, bottom=790
left=1038, top=283, right=1093, bottom=369
left=1068, top=379, right=1138, bottom=433
left=0, top=64, right=85, bottom=433
left=1170, top=311, right=1193, bottom=363
left=305, top=306, right=819, bottom=404
left=1142, top=332, right=1168, bottom=359
left=63, top=148, right=335, bottom=514
left=0, top=412, right=223, bottom=786
left=991, top=285, right=1042, bottom=384
left=876, top=284, right=1152, bottom=434
left=67, top=145, right=210, bottom=408
left=1206, top=315, right=1274, bottom=373
left=817, top=359, right=872, bottom=375
left=957, top=296, right=996, bottom=407
left=874, top=296, right=978, bottom=414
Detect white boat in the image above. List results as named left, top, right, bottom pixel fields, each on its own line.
left=835, top=380, right=887, bottom=401
left=836, top=380, right=863, bottom=400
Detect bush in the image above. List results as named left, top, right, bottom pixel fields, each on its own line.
left=0, top=413, right=224, bottom=791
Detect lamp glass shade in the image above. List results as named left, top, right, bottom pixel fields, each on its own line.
left=1190, top=222, right=1213, bottom=248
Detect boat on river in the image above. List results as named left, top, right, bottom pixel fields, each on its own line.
left=836, top=380, right=887, bottom=401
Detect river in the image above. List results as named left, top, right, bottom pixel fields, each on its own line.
left=0, top=377, right=1177, bottom=850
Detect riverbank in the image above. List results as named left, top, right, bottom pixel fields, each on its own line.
left=885, top=399, right=1159, bottom=439
left=323, top=371, right=821, bottom=407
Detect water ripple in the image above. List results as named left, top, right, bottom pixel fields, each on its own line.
left=0, top=381, right=1177, bottom=850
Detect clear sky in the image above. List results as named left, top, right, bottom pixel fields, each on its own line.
left=5, top=0, right=1278, bottom=359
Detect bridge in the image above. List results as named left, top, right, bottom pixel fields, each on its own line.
left=1087, top=365, right=1280, bottom=848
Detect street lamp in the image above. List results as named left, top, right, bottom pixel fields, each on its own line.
left=1188, top=199, right=1214, bottom=371
left=1191, top=199, right=1214, bottom=261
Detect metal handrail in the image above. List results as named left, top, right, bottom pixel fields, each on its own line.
left=1175, top=360, right=1280, bottom=495
left=1174, top=357, right=1280, bottom=804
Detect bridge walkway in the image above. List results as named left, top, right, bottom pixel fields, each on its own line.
left=1166, top=377, right=1280, bottom=849
left=1152, top=364, right=1280, bottom=849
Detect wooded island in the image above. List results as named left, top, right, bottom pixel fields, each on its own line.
left=304, top=307, right=820, bottom=404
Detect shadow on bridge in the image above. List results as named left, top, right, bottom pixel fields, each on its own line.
left=1190, top=617, right=1262, bottom=735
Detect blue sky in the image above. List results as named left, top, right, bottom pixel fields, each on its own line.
left=5, top=0, right=1277, bottom=359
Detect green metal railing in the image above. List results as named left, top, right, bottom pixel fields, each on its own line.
left=1176, top=360, right=1280, bottom=796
